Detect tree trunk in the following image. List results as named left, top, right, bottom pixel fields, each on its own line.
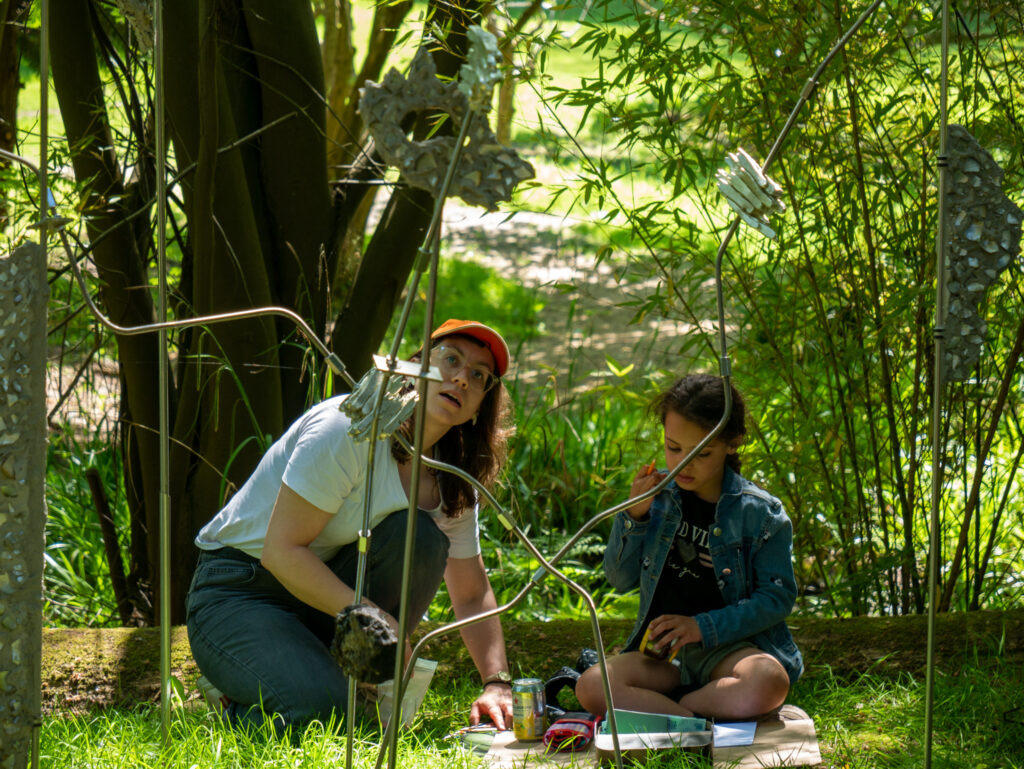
left=323, top=0, right=356, bottom=172
left=50, top=0, right=167, bottom=619
left=161, top=0, right=332, bottom=621
left=331, top=184, right=433, bottom=376
left=325, top=0, right=414, bottom=175
left=493, top=0, right=544, bottom=146
left=329, top=0, right=486, bottom=373
left=0, top=0, right=24, bottom=229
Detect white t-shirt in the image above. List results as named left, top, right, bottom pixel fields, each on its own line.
left=195, top=395, right=480, bottom=561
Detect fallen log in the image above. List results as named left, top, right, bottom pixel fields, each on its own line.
left=41, top=610, right=1024, bottom=714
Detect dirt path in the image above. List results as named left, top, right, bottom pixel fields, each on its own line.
left=440, top=204, right=709, bottom=389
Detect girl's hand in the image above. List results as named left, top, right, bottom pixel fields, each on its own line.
left=647, top=614, right=702, bottom=656
left=627, top=462, right=665, bottom=519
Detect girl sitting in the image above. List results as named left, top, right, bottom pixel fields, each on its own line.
left=576, top=374, right=802, bottom=721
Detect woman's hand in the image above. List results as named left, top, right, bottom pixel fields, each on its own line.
left=647, top=614, right=702, bottom=656
left=627, top=462, right=665, bottom=520
left=470, top=684, right=513, bottom=730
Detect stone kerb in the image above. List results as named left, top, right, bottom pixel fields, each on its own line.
left=0, top=242, right=47, bottom=769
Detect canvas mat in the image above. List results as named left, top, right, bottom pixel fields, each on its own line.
left=481, top=705, right=821, bottom=769
left=711, top=704, right=822, bottom=769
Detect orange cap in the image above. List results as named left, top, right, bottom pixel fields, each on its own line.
left=430, top=319, right=510, bottom=378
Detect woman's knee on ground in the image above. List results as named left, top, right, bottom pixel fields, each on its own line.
left=253, top=675, right=349, bottom=733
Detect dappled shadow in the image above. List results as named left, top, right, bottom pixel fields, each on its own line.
left=440, top=204, right=714, bottom=391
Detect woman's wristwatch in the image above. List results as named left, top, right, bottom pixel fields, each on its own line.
left=482, top=671, right=513, bottom=688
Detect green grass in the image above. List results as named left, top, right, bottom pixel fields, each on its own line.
left=38, top=654, right=1024, bottom=769
left=384, top=256, right=546, bottom=360
left=43, top=425, right=128, bottom=628
left=794, top=661, right=1024, bottom=768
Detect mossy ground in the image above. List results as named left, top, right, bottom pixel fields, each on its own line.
left=41, top=609, right=1024, bottom=713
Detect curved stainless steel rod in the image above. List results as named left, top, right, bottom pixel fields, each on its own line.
left=0, top=148, right=40, bottom=175
left=374, top=512, right=625, bottom=769
left=384, top=114, right=477, bottom=769
left=517, top=0, right=888, bottom=579
left=410, top=5, right=887, bottom=755
left=761, top=0, right=886, bottom=172
left=49, top=223, right=356, bottom=386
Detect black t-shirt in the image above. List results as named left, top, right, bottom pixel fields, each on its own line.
left=646, top=490, right=725, bottom=624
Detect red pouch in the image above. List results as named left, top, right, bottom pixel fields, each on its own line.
left=542, top=713, right=598, bottom=752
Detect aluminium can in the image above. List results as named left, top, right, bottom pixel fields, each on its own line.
left=512, top=677, right=546, bottom=741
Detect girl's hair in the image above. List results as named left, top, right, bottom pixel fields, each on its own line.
left=391, top=335, right=514, bottom=516
left=653, top=374, right=746, bottom=473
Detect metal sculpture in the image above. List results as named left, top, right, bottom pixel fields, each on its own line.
left=8, top=3, right=1012, bottom=769
left=360, top=48, right=534, bottom=211
left=941, top=124, right=1023, bottom=381
left=0, top=242, right=47, bottom=769
left=716, top=148, right=786, bottom=239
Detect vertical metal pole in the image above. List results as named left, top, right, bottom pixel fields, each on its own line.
left=34, top=2, right=51, bottom=768
left=154, top=0, right=173, bottom=746
left=345, top=397, right=384, bottom=769
left=924, top=0, right=951, bottom=765
left=370, top=112, right=473, bottom=769
left=383, top=228, right=442, bottom=769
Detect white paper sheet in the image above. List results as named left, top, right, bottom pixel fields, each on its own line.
left=376, top=658, right=437, bottom=729
left=713, top=721, right=757, bottom=747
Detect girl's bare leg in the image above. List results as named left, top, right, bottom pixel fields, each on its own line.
left=680, top=648, right=789, bottom=720
left=575, top=652, right=694, bottom=717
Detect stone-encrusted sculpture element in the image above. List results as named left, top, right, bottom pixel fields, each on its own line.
left=458, top=26, right=503, bottom=112
left=0, top=243, right=47, bottom=769
left=359, top=48, right=534, bottom=211
left=331, top=604, right=399, bottom=684
left=943, top=124, right=1023, bottom=381
left=341, top=366, right=417, bottom=441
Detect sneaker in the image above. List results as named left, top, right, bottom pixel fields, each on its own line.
left=197, top=675, right=231, bottom=718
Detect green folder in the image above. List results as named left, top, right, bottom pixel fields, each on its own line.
left=598, top=709, right=708, bottom=735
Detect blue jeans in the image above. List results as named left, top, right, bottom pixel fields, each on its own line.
left=185, top=508, right=449, bottom=732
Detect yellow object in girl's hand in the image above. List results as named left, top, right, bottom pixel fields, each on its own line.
left=639, top=625, right=680, bottom=662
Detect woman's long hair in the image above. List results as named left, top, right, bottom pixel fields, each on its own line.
left=653, top=373, right=746, bottom=473
left=391, top=336, right=514, bottom=516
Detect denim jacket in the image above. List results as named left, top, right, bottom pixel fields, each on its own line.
left=604, top=466, right=803, bottom=683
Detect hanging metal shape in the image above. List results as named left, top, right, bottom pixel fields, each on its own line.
left=715, top=148, right=786, bottom=239
left=341, top=356, right=442, bottom=441
left=942, top=124, right=1023, bottom=381
left=457, top=26, right=502, bottom=113
left=358, top=47, right=534, bottom=211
